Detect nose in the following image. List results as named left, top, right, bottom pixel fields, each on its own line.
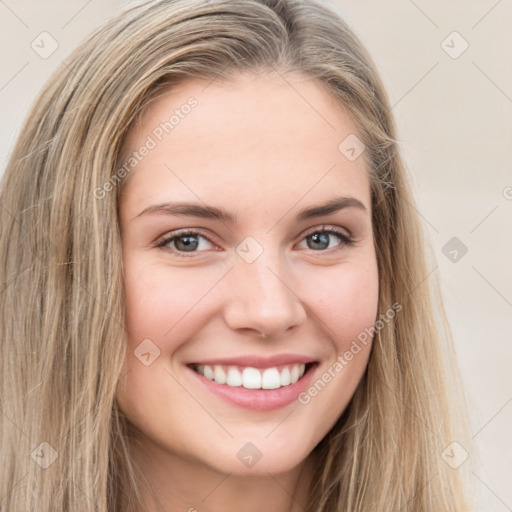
left=223, top=249, right=307, bottom=339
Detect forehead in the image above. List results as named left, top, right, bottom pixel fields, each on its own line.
left=119, top=71, right=371, bottom=218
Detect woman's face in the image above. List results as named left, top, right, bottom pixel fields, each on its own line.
left=117, top=71, right=379, bottom=476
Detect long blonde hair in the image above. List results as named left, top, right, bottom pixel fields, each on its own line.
left=0, top=0, right=472, bottom=510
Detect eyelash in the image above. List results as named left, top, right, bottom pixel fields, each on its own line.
left=155, top=225, right=355, bottom=258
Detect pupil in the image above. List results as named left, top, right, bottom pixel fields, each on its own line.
left=308, top=232, right=329, bottom=250
left=176, top=235, right=198, bottom=251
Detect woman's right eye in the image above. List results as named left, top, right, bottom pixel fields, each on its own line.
left=155, top=230, right=216, bottom=257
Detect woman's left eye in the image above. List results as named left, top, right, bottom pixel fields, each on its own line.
left=297, top=227, right=355, bottom=252
left=155, top=226, right=354, bottom=258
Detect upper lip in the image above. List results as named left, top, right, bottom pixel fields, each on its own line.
left=187, top=354, right=317, bottom=369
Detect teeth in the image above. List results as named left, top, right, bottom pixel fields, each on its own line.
left=213, top=365, right=227, bottom=384
left=242, top=367, right=261, bottom=389
left=194, top=363, right=308, bottom=389
left=203, top=365, right=214, bottom=380
left=290, top=364, right=300, bottom=384
left=280, top=367, right=291, bottom=386
left=261, top=368, right=281, bottom=389
left=226, top=367, right=242, bottom=387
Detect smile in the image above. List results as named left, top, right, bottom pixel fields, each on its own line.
left=186, top=354, right=318, bottom=410
left=192, top=363, right=307, bottom=390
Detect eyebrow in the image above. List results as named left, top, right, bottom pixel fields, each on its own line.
left=134, top=196, right=367, bottom=223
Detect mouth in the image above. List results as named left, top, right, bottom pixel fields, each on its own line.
left=186, top=359, right=318, bottom=411
left=189, top=362, right=314, bottom=390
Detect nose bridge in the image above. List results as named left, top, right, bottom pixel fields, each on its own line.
left=223, top=240, right=305, bottom=336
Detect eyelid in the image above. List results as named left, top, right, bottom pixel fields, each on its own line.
left=167, top=227, right=215, bottom=241
left=299, top=223, right=352, bottom=240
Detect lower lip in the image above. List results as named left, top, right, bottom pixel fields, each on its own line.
left=188, top=364, right=317, bottom=411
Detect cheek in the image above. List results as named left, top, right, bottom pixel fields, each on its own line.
left=118, top=259, right=215, bottom=433
left=291, top=260, right=379, bottom=444
left=123, top=258, right=220, bottom=351
left=306, top=261, right=379, bottom=351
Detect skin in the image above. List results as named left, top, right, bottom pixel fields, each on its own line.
left=116, top=70, right=379, bottom=512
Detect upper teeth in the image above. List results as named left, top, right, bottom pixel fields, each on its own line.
left=194, top=363, right=306, bottom=389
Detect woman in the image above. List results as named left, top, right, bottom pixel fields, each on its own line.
left=0, top=0, right=472, bottom=510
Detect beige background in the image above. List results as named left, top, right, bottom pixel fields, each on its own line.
left=1, top=1, right=511, bottom=510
